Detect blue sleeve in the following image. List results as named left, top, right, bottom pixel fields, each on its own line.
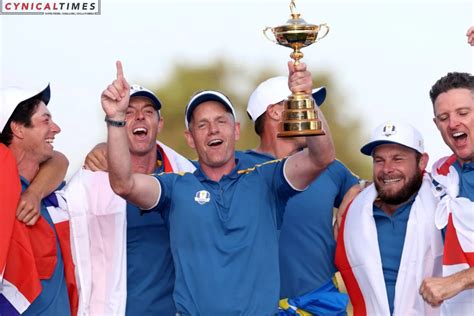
left=150, top=173, right=174, bottom=223
left=257, top=158, right=301, bottom=224
left=326, top=160, right=359, bottom=208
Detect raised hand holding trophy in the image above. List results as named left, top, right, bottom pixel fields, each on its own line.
left=264, top=0, right=329, bottom=137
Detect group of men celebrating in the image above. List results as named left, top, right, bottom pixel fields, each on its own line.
left=0, top=29, right=473, bottom=316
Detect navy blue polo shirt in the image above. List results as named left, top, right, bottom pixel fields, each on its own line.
left=237, top=150, right=358, bottom=298
left=21, top=178, right=71, bottom=316
left=152, top=158, right=298, bottom=315
left=373, top=199, right=414, bottom=315
left=126, top=149, right=175, bottom=316
left=453, top=160, right=474, bottom=200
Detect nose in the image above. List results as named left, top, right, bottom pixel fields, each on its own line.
left=51, top=120, right=61, bottom=135
left=135, top=110, right=145, bottom=120
left=448, top=115, right=461, bottom=130
left=209, top=121, right=219, bottom=134
left=382, top=161, right=395, bottom=174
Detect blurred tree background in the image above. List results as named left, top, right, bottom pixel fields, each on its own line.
left=150, top=58, right=371, bottom=179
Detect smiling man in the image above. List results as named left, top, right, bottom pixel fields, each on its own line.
left=335, top=121, right=443, bottom=315
left=102, top=60, right=335, bottom=315
left=64, top=84, right=195, bottom=315
left=0, top=84, right=77, bottom=315
left=419, top=72, right=474, bottom=314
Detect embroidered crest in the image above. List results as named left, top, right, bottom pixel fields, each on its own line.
left=382, top=123, right=396, bottom=137
left=194, top=190, right=211, bottom=205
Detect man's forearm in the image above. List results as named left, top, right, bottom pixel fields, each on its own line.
left=106, top=118, right=133, bottom=197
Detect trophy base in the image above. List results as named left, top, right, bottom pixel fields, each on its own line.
left=277, top=129, right=325, bottom=137
left=277, top=93, right=325, bottom=138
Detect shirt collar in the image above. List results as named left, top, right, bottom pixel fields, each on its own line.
left=194, top=158, right=241, bottom=182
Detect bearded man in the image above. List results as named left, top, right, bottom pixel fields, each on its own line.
left=335, top=121, right=443, bottom=316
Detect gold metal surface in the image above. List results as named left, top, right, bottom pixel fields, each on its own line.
left=263, top=1, right=329, bottom=137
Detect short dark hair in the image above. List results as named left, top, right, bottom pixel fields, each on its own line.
left=253, top=113, right=266, bottom=136
left=430, top=72, right=474, bottom=105
left=0, top=98, right=42, bottom=146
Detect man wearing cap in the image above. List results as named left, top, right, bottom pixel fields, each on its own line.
left=0, top=84, right=78, bottom=315
left=419, top=72, right=474, bottom=314
left=334, top=121, right=443, bottom=315
left=101, top=61, right=335, bottom=315
left=243, top=76, right=357, bottom=315
left=63, top=83, right=195, bottom=315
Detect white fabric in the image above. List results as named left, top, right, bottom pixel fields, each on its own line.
left=63, top=170, right=127, bottom=316
left=156, top=141, right=196, bottom=173
left=431, top=157, right=474, bottom=316
left=342, top=173, right=443, bottom=315
left=62, top=141, right=195, bottom=316
left=1, top=278, right=30, bottom=314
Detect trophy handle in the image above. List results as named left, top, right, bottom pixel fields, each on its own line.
left=263, top=27, right=277, bottom=44
left=315, top=23, right=330, bottom=42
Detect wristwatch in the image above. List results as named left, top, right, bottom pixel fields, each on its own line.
left=105, top=117, right=126, bottom=127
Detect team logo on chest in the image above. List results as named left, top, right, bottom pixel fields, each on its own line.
left=194, top=190, right=211, bottom=205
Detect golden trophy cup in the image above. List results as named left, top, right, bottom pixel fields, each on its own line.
left=263, top=0, right=329, bottom=137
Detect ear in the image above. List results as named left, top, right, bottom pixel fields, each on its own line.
left=10, top=121, right=25, bottom=140
left=157, top=116, right=164, bottom=133
left=419, top=152, right=429, bottom=171
left=184, top=129, right=196, bottom=149
left=432, top=116, right=442, bottom=132
left=234, top=121, right=240, bottom=141
left=267, top=103, right=284, bottom=121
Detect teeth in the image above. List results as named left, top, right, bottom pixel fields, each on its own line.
left=45, top=139, right=54, bottom=144
left=452, top=132, right=465, bottom=138
left=133, top=127, right=147, bottom=134
left=208, top=139, right=223, bottom=146
left=383, top=178, right=400, bottom=184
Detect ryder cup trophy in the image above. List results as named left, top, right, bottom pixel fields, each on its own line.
left=264, top=0, right=329, bottom=137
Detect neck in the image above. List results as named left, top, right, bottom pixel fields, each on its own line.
left=130, top=149, right=158, bottom=174
left=10, top=145, right=39, bottom=182
left=374, top=195, right=414, bottom=217
left=199, top=156, right=236, bottom=182
left=255, top=128, right=301, bottom=159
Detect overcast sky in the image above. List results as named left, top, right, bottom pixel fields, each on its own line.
left=1, top=0, right=473, bottom=179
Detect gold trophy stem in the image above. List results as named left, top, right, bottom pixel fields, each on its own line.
left=290, top=48, right=304, bottom=65
left=265, top=0, right=328, bottom=137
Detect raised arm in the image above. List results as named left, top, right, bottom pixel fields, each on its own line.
left=102, top=61, right=160, bottom=209
left=284, top=61, right=336, bottom=190
left=17, top=150, right=68, bottom=225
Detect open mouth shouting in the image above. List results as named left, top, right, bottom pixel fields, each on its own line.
left=451, top=130, right=468, bottom=146
left=132, top=127, right=148, bottom=140
left=207, top=138, right=224, bottom=148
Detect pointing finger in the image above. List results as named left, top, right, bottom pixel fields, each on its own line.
left=116, top=60, right=124, bottom=80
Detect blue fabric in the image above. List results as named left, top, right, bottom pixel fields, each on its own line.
left=278, top=279, right=348, bottom=316
left=153, top=159, right=298, bottom=315
left=20, top=177, right=71, bottom=316
left=453, top=160, right=474, bottom=200
left=126, top=151, right=175, bottom=316
left=237, top=150, right=358, bottom=298
left=373, top=200, right=414, bottom=315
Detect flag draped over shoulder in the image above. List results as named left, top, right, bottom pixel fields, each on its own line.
left=335, top=173, right=443, bottom=316
left=432, top=155, right=474, bottom=315
left=0, top=144, right=78, bottom=316
left=64, top=141, right=195, bottom=316
left=0, top=144, right=40, bottom=315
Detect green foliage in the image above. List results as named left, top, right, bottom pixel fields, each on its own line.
left=147, top=58, right=371, bottom=178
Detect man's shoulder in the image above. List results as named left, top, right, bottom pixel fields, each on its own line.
left=236, top=158, right=282, bottom=175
